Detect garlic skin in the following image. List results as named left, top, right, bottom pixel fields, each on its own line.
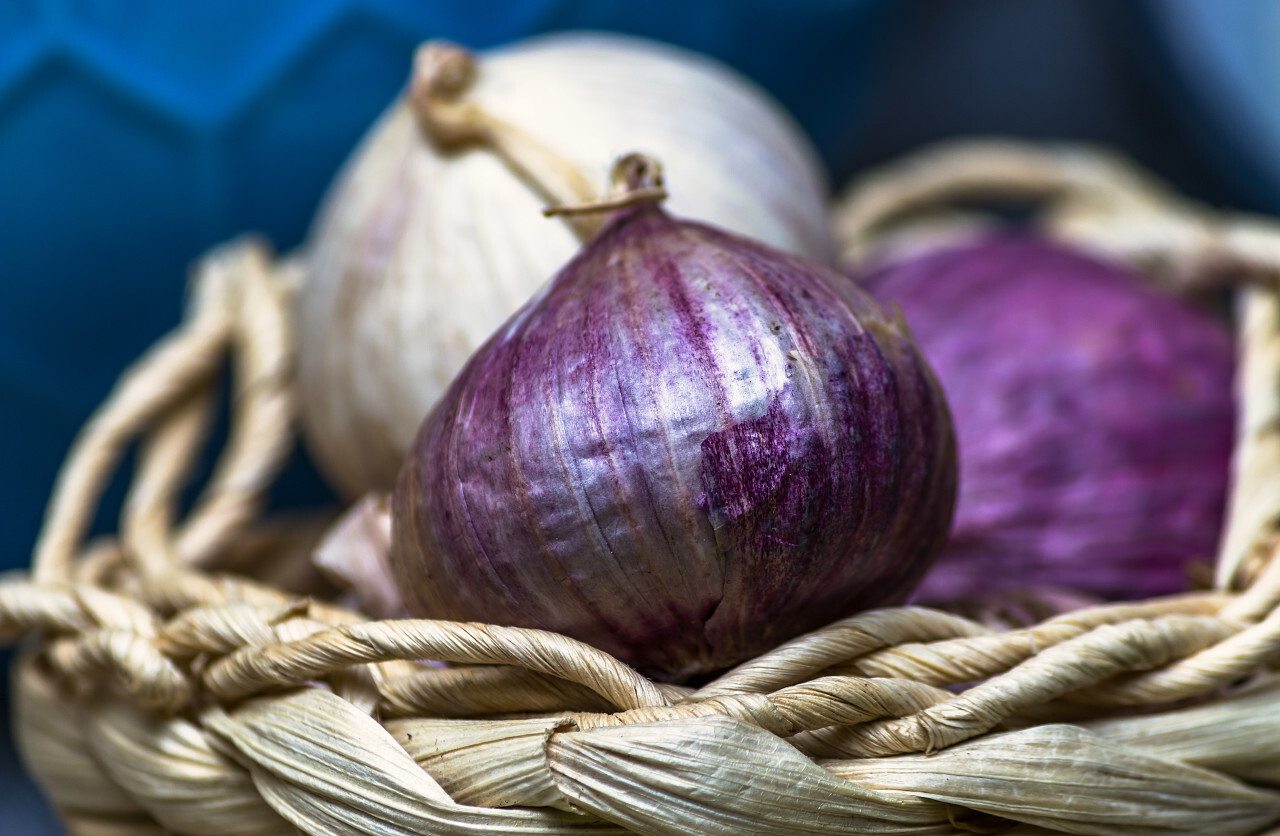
left=392, top=164, right=955, bottom=681
left=312, top=494, right=402, bottom=619
left=854, top=235, right=1234, bottom=602
left=297, top=32, right=834, bottom=498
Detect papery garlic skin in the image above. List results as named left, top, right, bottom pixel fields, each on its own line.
left=392, top=201, right=955, bottom=681
left=297, top=32, right=834, bottom=498
left=312, top=495, right=402, bottom=619
left=854, top=235, right=1235, bottom=602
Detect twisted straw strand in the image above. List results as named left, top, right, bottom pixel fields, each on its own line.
left=175, top=243, right=295, bottom=568
left=204, top=620, right=671, bottom=710
left=31, top=315, right=231, bottom=584
left=812, top=615, right=1235, bottom=758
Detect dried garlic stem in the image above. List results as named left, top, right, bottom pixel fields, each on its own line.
left=543, top=153, right=669, bottom=219
left=409, top=40, right=601, bottom=241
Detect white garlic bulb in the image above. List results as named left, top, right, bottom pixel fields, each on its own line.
left=297, top=31, right=834, bottom=498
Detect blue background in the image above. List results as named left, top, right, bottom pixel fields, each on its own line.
left=2, top=0, right=1276, bottom=831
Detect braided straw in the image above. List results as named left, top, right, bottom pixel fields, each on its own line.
left=6, top=141, right=1280, bottom=834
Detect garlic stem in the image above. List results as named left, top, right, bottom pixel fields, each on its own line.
left=543, top=153, right=669, bottom=221
left=409, top=41, right=602, bottom=241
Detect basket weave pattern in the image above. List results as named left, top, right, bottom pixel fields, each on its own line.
left=6, top=141, right=1280, bottom=835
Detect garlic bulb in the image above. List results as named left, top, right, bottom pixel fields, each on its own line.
left=392, top=155, right=955, bottom=681
left=852, top=235, right=1234, bottom=602
left=297, top=32, right=834, bottom=498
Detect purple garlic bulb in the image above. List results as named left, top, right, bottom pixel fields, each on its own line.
left=854, top=234, right=1235, bottom=603
left=392, top=156, right=957, bottom=681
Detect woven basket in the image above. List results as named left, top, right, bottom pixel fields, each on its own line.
left=7, top=139, right=1280, bottom=836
